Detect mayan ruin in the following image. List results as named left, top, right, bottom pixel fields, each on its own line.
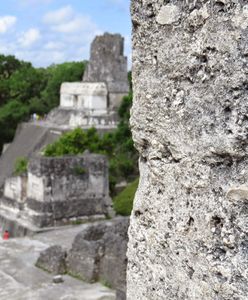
left=1, top=1, right=248, bottom=300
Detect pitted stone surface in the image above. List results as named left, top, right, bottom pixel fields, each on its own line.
left=156, top=4, right=181, bottom=25
left=128, top=1, right=248, bottom=300
left=36, top=245, right=67, bottom=275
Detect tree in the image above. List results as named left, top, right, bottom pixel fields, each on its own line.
left=0, top=55, right=26, bottom=106
left=41, top=61, right=86, bottom=110
left=0, top=54, right=23, bottom=80
left=0, top=100, right=30, bottom=147
left=8, top=66, right=48, bottom=102
left=0, top=55, right=86, bottom=152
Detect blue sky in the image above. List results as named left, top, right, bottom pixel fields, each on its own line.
left=0, top=0, right=131, bottom=67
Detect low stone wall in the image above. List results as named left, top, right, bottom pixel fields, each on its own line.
left=69, top=110, right=118, bottom=128
left=0, top=153, right=112, bottom=234
left=0, top=213, right=34, bottom=237
left=3, top=176, right=27, bottom=206
left=26, top=154, right=111, bottom=227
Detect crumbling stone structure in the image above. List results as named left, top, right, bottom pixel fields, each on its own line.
left=0, top=154, right=111, bottom=233
left=60, top=82, right=108, bottom=113
left=55, top=81, right=118, bottom=128
left=35, top=217, right=129, bottom=300
left=84, top=33, right=129, bottom=110
left=47, top=33, right=129, bottom=129
left=128, top=1, right=248, bottom=299
left=27, top=154, right=111, bottom=227
left=4, top=175, right=27, bottom=208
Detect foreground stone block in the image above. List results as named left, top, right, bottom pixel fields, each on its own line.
left=67, top=217, right=129, bottom=298
left=67, top=225, right=104, bottom=282
left=128, top=1, right=248, bottom=300
left=36, top=245, right=67, bottom=275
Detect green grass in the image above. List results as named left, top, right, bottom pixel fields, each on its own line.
left=73, top=166, right=87, bottom=176
left=100, top=278, right=112, bottom=289
left=14, top=157, right=28, bottom=175
left=113, top=178, right=139, bottom=216
left=67, top=271, right=85, bottom=282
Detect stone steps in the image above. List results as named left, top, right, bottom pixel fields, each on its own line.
left=0, top=123, right=58, bottom=188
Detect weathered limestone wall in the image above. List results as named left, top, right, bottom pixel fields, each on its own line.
left=26, top=154, right=111, bottom=227
left=60, top=82, right=108, bottom=113
left=128, top=1, right=248, bottom=299
left=4, top=176, right=26, bottom=203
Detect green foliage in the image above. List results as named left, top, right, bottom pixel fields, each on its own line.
left=44, top=127, right=101, bottom=156
left=0, top=55, right=29, bottom=106
left=0, top=100, right=30, bottom=145
left=100, top=279, right=112, bottom=289
left=73, top=166, right=87, bottom=176
left=113, top=178, right=139, bottom=216
left=0, top=55, right=86, bottom=152
left=14, top=157, right=28, bottom=175
left=0, top=55, right=23, bottom=80
left=8, top=66, right=47, bottom=102
left=41, top=61, right=86, bottom=110
left=128, top=71, right=132, bottom=90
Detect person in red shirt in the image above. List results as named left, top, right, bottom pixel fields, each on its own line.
left=3, top=230, right=9, bottom=240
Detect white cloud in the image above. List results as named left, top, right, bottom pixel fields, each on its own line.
left=0, top=6, right=104, bottom=67
left=0, top=16, right=17, bottom=34
left=43, top=6, right=99, bottom=35
left=44, top=41, right=64, bottom=50
left=14, top=49, right=66, bottom=66
left=18, top=28, right=41, bottom=48
left=43, top=5, right=73, bottom=24
left=53, top=16, right=97, bottom=34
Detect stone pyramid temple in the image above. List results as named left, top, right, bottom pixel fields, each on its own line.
left=0, top=33, right=129, bottom=235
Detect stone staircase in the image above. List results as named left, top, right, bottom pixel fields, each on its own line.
left=0, top=122, right=59, bottom=188
left=46, top=107, right=72, bottom=126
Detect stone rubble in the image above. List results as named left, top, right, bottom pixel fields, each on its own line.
left=36, top=245, right=67, bottom=275
left=1, top=154, right=111, bottom=234
left=35, top=217, right=129, bottom=300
